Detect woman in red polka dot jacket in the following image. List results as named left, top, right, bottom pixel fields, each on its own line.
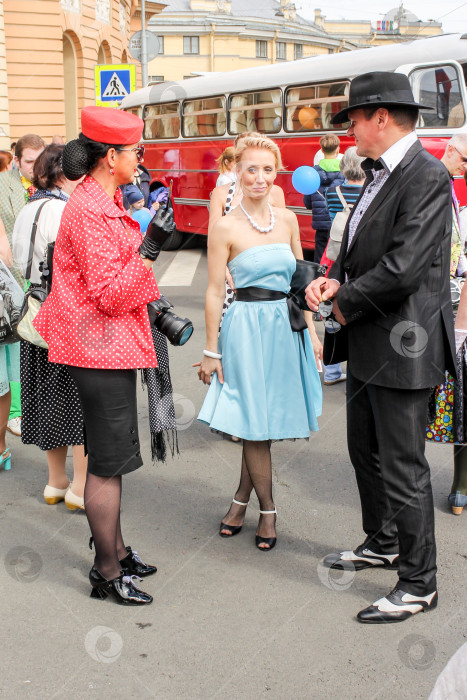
left=34, top=106, right=176, bottom=606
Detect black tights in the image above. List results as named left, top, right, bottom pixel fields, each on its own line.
left=235, top=440, right=274, bottom=511
left=84, top=473, right=127, bottom=580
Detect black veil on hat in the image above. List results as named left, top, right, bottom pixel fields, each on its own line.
left=331, top=71, right=433, bottom=125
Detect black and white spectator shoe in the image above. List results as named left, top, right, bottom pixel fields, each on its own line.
left=322, top=543, right=399, bottom=571
left=357, top=587, right=438, bottom=624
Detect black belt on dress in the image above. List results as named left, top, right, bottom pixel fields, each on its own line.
left=234, top=286, right=308, bottom=337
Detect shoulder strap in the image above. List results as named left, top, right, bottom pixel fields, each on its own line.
left=335, top=186, right=350, bottom=209
left=26, top=199, right=50, bottom=281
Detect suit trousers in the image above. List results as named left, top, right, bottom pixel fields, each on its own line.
left=346, top=370, right=437, bottom=595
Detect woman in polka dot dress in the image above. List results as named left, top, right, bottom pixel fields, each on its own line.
left=34, top=107, right=175, bottom=606
left=12, top=144, right=87, bottom=511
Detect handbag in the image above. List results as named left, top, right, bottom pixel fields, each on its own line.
left=16, top=200, right=50, bottom=349
left=0, top=259, right=24, bottom=346
left=289, top=259, right=327, bottom=310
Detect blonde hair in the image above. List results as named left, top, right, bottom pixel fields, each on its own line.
left=235, top=134, right=283, bottom=171
left=234, top=130, right=261, bottom=146
left=216, top=146, right=235, bottom=174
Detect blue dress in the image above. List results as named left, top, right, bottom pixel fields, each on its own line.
left=198, top=244, right=322, bottom=441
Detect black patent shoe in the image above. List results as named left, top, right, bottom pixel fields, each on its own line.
left=120, top=546, right=158, bottom=577
left=255, top=508, right=277, bottom=552
left=89, top=566, right=153, bottom=605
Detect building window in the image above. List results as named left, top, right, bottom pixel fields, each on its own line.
left=294, top=44, right=303, bottom=60
left=148, top=76, right=165, bottom=84
left=157, top=36, right=164, bottom=54
left=256, top=40, right=268, bottom=59
left=184, top=36, right=199, bottom=54
left=276, top=42, right=286, bottom=60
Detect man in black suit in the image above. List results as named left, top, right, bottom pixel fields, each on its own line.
left=306, top=72, right=456, bottom=624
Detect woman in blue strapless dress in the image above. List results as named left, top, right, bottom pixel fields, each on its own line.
left=196, top=134, right=322, bottom=551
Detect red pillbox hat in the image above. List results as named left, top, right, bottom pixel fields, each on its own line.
left=81, top=106, right=144, bottom=145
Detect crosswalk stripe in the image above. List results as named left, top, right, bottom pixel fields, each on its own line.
left=158, top=249, right=202, bottom=287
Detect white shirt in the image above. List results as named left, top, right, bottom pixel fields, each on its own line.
left=12, top=195, right=68, bottom=284
left=379, top=130, right=418, bottom=173
left=347, top=131, right=419, bottom=248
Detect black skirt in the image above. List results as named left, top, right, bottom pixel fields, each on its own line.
left=20, top=341, right=85, bottom=451
left=67, top=366, right=143, bottom=477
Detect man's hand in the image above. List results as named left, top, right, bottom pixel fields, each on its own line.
left=305, top=277, right=340, bottom=312
left=332, top=298, right=347, bottom=326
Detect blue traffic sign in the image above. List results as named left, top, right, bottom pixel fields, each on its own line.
left=95, top=64, right=136, bottom=106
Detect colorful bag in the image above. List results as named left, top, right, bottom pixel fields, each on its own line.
left=426, top=374, right=455, bottom=443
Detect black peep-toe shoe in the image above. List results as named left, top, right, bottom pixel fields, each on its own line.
left=89, top=566, right=153, bottom=605
left=120, top=546, right=158, bottom=577
left=219, top=498, right=249, bottom=537
left=255, top=508, right=277, bottom=552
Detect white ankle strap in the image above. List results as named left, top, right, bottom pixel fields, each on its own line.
left=232, top=498, right=249, bottom=506
left=259, top=508, right=277, bottom=514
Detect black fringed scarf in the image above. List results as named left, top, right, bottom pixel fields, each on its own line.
left=142, top=327, right=179, bottom=462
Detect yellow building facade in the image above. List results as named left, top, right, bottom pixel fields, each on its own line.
left=313, top=6, right=442, bottom=47
left=146, top=0, right=356, bottom=84
left=0, top=0, right=164, bottom=145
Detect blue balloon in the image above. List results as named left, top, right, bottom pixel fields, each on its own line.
left=132, top=208, right=153, bottom=233
left=292, top=166, right=321, bottom=195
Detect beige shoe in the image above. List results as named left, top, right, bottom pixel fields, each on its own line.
left=64, top=489, right=85, bottom=511
left=43, top=484, right=69, bottom=505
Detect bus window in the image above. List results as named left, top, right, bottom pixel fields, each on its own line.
left=143, top=102, right=180, bottom=139
left=285, top=81, right=349, bottom=132
left=125, top=106, right=142, bottom=119
left=228, top=89, right=281, bottom=134
left=182, top=96, right=226, bottom=137
left=410, top=65, right=466, bottom=128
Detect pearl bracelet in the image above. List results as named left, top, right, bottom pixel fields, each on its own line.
left=203, top=349, right=222, bottom=360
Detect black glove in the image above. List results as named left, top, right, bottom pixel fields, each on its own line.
left=139, top=199, right=176, bottom=261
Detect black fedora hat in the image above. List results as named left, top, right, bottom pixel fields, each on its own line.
left=330, top=71, right=431, bottom=125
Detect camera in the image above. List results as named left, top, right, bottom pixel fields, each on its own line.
left=147, top=296, right=193, bottom=346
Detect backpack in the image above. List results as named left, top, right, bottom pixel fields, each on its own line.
left=326, top=186, right=353, bottom=261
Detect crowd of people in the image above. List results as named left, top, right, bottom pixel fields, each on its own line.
left=0, top=71, right=466, bottom=627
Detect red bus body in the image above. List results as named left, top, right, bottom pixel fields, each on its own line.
left=122, top=34, right=467, bottom=249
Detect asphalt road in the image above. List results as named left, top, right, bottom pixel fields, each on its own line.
left=1, top=243, right=466, bottom=700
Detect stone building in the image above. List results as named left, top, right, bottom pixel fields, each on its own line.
left=313, top=4, right=442, bottom=47
left=0, top=0, right=164, bottom=146
left=146, top=0, right=357, bottom=84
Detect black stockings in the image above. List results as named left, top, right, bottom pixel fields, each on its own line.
left=237, top=440, right=274, bottom=511
left=84, top=473, right=127, bottom=580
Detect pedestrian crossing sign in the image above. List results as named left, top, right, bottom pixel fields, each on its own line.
left=95, top=64, right=136, bottom=107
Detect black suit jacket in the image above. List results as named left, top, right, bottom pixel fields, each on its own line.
left=325, top=140, right=456, bottom=390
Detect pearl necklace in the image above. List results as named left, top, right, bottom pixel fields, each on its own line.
left=240, top=202, right=275, bottom=234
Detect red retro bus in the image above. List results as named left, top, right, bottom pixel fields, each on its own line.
left=121, top=33, right=467, bottom=250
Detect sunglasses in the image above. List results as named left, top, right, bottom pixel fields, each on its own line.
left=116, top=144, right=145, bottom=162
left=318, top=299, right=342, bottom=334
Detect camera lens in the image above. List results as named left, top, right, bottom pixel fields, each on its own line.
left=155, top=310, right=193, bottom=346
